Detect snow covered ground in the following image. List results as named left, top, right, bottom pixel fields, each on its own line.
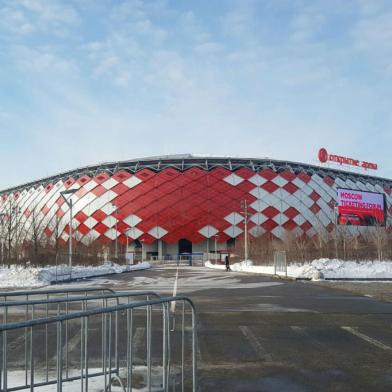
left=0, top=262, right=151, bottom=288
left=205, top=259, right=392, bottom=280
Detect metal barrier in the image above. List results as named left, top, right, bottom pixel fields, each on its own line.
left=274, top=251, right=287, bottom=278
left=0, top=296, right=197, bottom=391
left=0, top=290, right=162, bottom=390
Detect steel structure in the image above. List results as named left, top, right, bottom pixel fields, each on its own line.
left=0, top=155, right=391, bottom=255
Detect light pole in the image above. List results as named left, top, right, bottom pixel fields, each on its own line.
left=60, top=189, right=78, bottom=279
left=240, top=200, right=250, bottom=261
left=111, top=203, right=118, bottom=260
left=140, top=238, right=145, bottom=262
left=0, top=213, right=6, bottom=266
left=214, top=234, right=219, bottom=262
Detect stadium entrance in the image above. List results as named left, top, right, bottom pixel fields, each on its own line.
left=178, top=238, right=192, bottom=254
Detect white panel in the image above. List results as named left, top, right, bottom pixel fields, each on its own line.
left=272, top=213, right=289, bottom=225
left=198, top=225, right=218, bottom=238
left=84, top=217, right=98, bottom=229
left=103, top=216, right=117, bottom=228
left=224, top=225, right=243, bottom=238
left=249, top=226, right=265, bottom=237
left=84, top=180, right=98, bottom=192
left=250, top=200, right=269, bottom=212
left=316, top=210, right=330, bottom=226
left=293, top=215, right=306, bottom=226
left=250, top=213, right=268, bottom=225
left=124, top=214, right=142, bottom=227
left=102, top=178, right=118, bottom=190
left=249, top=187, right=269, bottom=199
left=123, top=176, right=142, bottom=188
left=126, top=227, right=143, bottom=239
left=248, top=175, right=267, bottom=186
left=271, top=226, right=285, bottom=239
left=271, top=176, right=288, bottom=187
left=365, top=183, right=375, bottom=192
left=224, top=212, right=244, bottom=225
left=148, top=226, right=168, bottom=239
left=101, top=203, right=117, bottom=215
left=223, top=173, right=244, bottom=186
left=292, top=177, right=306, bottom=187
left=105, top=228, right=119, bottom=240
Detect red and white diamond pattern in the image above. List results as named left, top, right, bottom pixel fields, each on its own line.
left=0, top=167, right=390, bottom=247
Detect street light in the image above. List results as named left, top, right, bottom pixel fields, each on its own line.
left=111, top=203, right=118, bottom=260
left=60, top=188, right=78, bottom=279
left=240, top=200, right=250, bottom=261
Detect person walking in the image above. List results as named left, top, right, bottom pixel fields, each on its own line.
left=225, top=254, right=231, bottom=271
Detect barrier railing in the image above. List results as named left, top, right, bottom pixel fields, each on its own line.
left=0, top=296, right=197, bottom=392
left=0, top=290, right=162, bottom=390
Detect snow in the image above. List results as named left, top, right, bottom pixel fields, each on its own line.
left=0, top=262, right=151, bottom=288
left=205, top=259, right=392, bottom=280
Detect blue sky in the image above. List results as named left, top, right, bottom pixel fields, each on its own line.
left=0, top=0, right=391, bottom=188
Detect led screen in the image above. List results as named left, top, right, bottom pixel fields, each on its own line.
left=337, top=189, right=385, bottom=226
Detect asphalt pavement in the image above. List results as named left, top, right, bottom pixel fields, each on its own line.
left=95, top=265, right=392, bottom=392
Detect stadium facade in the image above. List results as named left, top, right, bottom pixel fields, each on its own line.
left=0, top=154, right=391, bottom=258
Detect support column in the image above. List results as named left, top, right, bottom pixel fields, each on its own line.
left=158, top=239, right=164, bottom=260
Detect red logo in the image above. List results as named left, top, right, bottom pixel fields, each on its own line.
left=318, top=148, right=328, bottom=163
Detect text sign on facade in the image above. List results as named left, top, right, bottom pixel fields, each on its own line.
left=318, top=148, right=378, bottom=170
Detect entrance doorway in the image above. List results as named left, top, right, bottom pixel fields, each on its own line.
left=178, top=238, right=192, bottom=254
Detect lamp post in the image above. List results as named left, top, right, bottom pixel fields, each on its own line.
left=111, top=203, right=118, bottom=260
left=0, top=213, right=6, bottom=266
left=60, top=188, right=78, bottom=279
left=240, top=200, right=250, bottom=261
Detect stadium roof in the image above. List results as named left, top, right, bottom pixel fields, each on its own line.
left=1, top=154, right=391, bottom=194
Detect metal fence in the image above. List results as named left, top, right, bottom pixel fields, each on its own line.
left=274, top=251, right=287, bottom=278
left=0, top=290, right=197, bottom=391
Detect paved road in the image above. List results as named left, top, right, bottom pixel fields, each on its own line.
left=94, top=266, right=392, bottom=392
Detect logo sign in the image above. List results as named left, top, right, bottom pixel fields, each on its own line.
left=337, top=189, right=385, bottom=226
left=318, top=148, right=378, bottom=170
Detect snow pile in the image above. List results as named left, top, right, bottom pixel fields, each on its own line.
left=205, top=259, right=392, bottom=280
left=0, top=262, right=151, bottom=288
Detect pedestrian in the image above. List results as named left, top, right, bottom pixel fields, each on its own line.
left=225, top=254, right=231, bottom=271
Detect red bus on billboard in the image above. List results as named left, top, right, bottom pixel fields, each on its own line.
left=337, top=189, right=385, bottom=226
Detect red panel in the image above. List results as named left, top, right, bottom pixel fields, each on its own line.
left=111, top=183, right=129, bottom=196
left=261, top=206, right=279, bottom=218
left=91, top=185, right=107, bottom=197
left=92, top=210, right=107, bottom=222
left=283, top=182, right=299, bottom=194
left=209, top=167, right=231, bottom=180
left=326, top=223, right=335, bottom=233
left=184, top=167, right=207, bottom=181
left=280, top=170, right=296, bottom=182
left=93, top=172, right=110, bottom=185
left=284, top=207, right=299, bottom=219
left=301, top=221, right=312, bottom=232
left=323, top=176, right=335, bottom=187
left=261, top=219, right=278, bottom=231
left=76, top=175, right=91, bottom=186
left=56, top=209, right=65, bottom=218
left=156, top=180, right=178, bottom=195
left=77, top=224, right=90, bottom=236
left=64, top=177, right=75, bottom=189
left=44, top=227, right=53, bottom=237
left=236, top=180, right=256, bottom=193
left=112, top=170, right=132, bottom=183
left=297, top=171, right=311, bottom=183
left=261, top=181, right=279, bottom=193
left=118, top=234, right=127, bottom=245
left=135, top=169, right=156, bottom=182
left=260, top=168, right=277, bottom=181
left=309, top=191, right=321, bottom=202
left=41, top=205, right=50, bottom=215
left=24, top=208, right=31, bottom=218
left=310, top=203, right=321, bottom=214
left=217, top=232, right=230, bottom=243
left=384, top=186, right=391, bottom=195
left=283, top=220, right=297, bottom=231
left=94, top=222, right=109, bottom=235
left=139, top=233, right=156, bottom=245
left=116, top=221, right=130, bottom=233
left=45, top=183, right=54, bottom=193
left=186, top=232, right=205, bottom=243
left=98, top=235, right=111, bottom=245
left=234, top=167, right=254, bottom=180
left=75, top=187, right=87, bottom=198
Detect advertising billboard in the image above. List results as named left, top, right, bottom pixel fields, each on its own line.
left=337, top=189, right=385, bottom=226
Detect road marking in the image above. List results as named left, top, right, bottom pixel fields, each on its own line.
left=170, top=267, right=179, bottom=313
left=341, top=326, right=391, bottom=351
left=239, top=325, right=272, bottom=361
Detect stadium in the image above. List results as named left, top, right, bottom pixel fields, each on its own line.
left=0, top=154, right=391, bottom=261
